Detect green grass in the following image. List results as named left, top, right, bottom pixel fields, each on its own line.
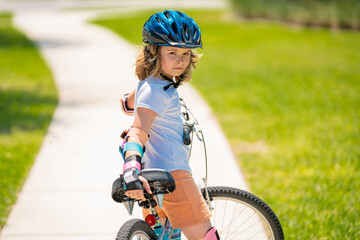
left=92, top=10, right=360, bottom=239
left=231, top=0, right=360, bottom=30
left=0, top=12, right=58, bottom=228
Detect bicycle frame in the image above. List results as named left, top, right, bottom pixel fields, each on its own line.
left=115, top=97, right=285, bottom=240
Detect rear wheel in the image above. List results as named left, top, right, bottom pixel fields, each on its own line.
left=202, top=186, right=284, bottom=240
left=116, top=219, right=157, bottom=240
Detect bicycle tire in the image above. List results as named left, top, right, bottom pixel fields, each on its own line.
left=116, top=219, right=157, bottom=240
left=202, top=186, right=284, bottom=240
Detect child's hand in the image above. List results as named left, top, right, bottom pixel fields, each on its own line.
left=125, top=175, right=152, bottom=201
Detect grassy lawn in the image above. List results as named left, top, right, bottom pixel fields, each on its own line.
left=230, top=0, right=360, bottom=30
left=0, top=12, right=58, bottom=228
left=92, top=10, right=359, bottom=239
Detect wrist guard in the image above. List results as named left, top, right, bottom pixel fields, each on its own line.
left=120, top=93, right=134, bottom=116
left=123, top=155, right=143, bottom=191
left=119, top=141, right=144, bottom=160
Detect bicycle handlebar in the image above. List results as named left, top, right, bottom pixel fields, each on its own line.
left=183, top=124, right=192, bottom=145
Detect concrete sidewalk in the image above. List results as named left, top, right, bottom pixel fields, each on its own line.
left=0, top=7, right=247, bottom=240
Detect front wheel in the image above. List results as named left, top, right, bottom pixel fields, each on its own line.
left=202, top=186, right=284, bottom=240
left=116, top=219, right=157, bottom=240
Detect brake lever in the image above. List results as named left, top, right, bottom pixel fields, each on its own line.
left=193, top=125, right=203, bottom=142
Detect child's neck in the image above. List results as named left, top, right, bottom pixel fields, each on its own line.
left=160, top=73, right=175, bottom=82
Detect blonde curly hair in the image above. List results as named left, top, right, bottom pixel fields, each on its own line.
left=135, top=43, right=200, bottom=85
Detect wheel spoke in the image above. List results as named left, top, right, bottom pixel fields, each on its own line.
left=225, top=200, right=238, bottom=237
left=205, top=187, right=283, bottom=240
left=220, top=200, right=227, bottom=231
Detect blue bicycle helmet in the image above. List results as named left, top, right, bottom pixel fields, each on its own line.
left=143, top=10, right=202, bottom=49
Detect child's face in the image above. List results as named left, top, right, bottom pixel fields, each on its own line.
left=160, top=46, right=191, bottom=78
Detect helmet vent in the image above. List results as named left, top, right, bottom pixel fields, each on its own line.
left=177, top=11, right=184, bottom=17
left=172, top=22, right=178, bottom=36
left=155, top=17, right=161, bottom=23
left=183, top=24, right=189, bottom=37
left=164, top=11, right=170, bottom=18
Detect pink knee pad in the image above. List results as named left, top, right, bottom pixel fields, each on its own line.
left=204, top=227, right=220, bottom=240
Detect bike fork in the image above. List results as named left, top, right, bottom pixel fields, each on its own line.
left=202, top=177, right=213, bottom=211
left=155, top=218, right=173, bottom=240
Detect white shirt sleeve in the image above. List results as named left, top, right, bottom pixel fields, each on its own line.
left=136, top=80, right=169, bottom=116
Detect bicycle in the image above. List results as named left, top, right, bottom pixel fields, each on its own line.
left=112, top=98, right=284, bottom=240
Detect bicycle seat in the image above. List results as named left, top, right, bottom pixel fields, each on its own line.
left=112, top=168, right=176, bottom=203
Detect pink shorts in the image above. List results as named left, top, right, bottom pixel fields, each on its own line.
left=142, top=170, right=212, bottom=229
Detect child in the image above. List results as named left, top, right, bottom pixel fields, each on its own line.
left=120, top=10, right=220, bottom=240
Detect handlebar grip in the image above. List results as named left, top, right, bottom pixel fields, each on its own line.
left=183, top=125, right=192, bottom=145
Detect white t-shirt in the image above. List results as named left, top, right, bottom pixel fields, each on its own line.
left=135, top=76, right=191, bottom=173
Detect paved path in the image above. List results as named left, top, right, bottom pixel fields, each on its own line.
left=0, top=4, right=247, bottom=240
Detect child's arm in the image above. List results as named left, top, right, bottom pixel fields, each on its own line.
left=123, top=107, right=156, bottom=200
left=120, top=90, right=135, bottom=115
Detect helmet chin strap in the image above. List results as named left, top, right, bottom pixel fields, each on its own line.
left=160, top=73, right=174, bottom=82
left=161, top=73, right=184, bottom=91
left=144, top=45, right=156, bottom=59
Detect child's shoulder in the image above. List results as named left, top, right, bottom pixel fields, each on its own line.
left=136, top=76, right=172, bottom=108
left=139, top=76, right=171, bottom=94
left=144, top=76, right=166, bottom=85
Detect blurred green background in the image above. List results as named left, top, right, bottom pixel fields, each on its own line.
left=231, top=0, right=360, bottom=30
left=1, top=0, right=360, bottom=239
left=0, top=12, right=58, bottom=227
